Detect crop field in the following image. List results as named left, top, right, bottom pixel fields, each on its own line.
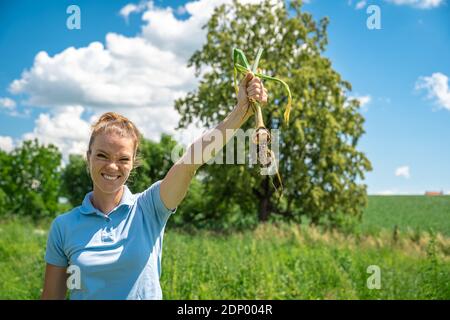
left=361, top=196, right=450, bottom=236
left=0, top=196, right=449, bottom=299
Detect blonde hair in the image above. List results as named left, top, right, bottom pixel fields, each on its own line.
left=88, top=112, right=142, bottom=160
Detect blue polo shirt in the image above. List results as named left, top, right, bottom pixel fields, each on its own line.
left=45, top=180, right=175, bottom=300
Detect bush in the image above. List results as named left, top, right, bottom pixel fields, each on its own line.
left=0, top=139, right=62, bottom=219
left=61, top=154, right=92, bottom=206
left=0, top=188, right=7, bottom=216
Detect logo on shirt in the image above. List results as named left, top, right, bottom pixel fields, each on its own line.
left=67, top=264, right=81, bottom=290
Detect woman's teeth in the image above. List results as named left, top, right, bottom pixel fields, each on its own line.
left=102, top=173, right=120, bottom=181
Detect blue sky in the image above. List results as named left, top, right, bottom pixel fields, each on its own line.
left=0, top=0, right=449, bottom=195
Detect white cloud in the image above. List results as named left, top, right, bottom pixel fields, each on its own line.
left=19, top=105, right=204, bottom=163
left=357, top=95, right=371, bottom=107
left=10, top=36, right=196, bottom=110
left=141, top=0, right=226, bottom=60
left=0, top=97, right=30, bottom=117
left=395, top=166, right=410, bottom=179
left=120, top=4, right=140, bottom=20
left=416, top=72, right=450, bottom=110
left=0, top=136, right=14, bottom=153
left=111, top=106, right=205, bottom=145
left=140, top=4, right=205, bottom=61
left=347, top=94, right=372, bottom=111
left=385, top=0, right=445, bottom=9
left=22, top=106, right=91, bottom=162
left=355, top=1, right=367, bottom=9
left=10, top=0, right=274, bottom=110
left=8, top=0, right=278, bottom=161
left=9, top=32, right=202, bottom=160
left=0, top=97, right=16, bottom=110
left=119, top=2, right=151, bottom=22
left=139, top=0, right=277, bottom=60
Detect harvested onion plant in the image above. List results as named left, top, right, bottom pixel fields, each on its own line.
left=233, top=47, right=292, bottom=197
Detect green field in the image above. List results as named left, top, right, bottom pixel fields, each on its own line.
left=362, top=196, right=450, bottom=236
left=0, top=196, right=449, bottom=299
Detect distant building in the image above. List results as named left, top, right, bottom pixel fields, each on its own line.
left=425, top=191, right=443, bottom=196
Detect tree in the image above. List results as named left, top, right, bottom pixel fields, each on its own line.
left=174, top=0, right=372, bottom=227
left=61, top=154, right=92, bottom=206
left=130, top=135, right=219, bottom=229
left=2, top=139, right=62, bottom=219
left=0, top=150, right=11, bottom=216
left=128, top=134, right=179, bottom=193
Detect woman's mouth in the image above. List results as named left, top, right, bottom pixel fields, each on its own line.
left=101, top=173, right=121, bottom=181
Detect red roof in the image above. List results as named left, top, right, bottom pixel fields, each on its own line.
left=425, top=191, right=443, bottom=196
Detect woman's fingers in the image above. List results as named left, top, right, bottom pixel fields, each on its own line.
left=248, top=92, right=267, bottom=104
left=246, top=77, right=268, bottom=104
left=248, top=87, right=267, bottom=98
left=249, top=82, right=262, bottom=90
left=248, top=88, right=261, bottom=96
left=247, top=84, right=263, bottom=95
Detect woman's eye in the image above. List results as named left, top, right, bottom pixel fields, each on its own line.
left=97, top=154, right=107, bottom=158
left=120, top=159, right=130, bottom=163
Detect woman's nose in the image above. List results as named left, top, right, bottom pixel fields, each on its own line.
left=106, top=161, right=120, bottom=171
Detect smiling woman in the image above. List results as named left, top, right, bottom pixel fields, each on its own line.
left=40, top=70, right=268, bottom=300
left=41, top=112, right=180, bottom=300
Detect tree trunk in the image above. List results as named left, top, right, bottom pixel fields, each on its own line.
left=258, top=197, right=270, bottom=222
left=258, top=176, right=271, bottom=222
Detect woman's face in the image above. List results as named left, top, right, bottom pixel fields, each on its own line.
left=87, top=132, right=135, bottom=194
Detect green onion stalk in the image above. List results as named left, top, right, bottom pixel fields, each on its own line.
left=233, top=47, right=293, bottom=197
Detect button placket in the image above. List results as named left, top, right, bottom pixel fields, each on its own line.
left=101, top=215, right=114, bottom=242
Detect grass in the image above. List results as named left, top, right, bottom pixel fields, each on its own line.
left=0, top=196, right=449, bottom=299
left=161, top=224, right=449, bottom=299
left=0, top=218, right=48, bottom=299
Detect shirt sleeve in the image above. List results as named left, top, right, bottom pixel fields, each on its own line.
left=45, top=218, right=69, bottom=267
left=139, top=180, right=176, bottom=228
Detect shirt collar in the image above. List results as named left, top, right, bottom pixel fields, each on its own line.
left=79, top=185, right=134, bottom=215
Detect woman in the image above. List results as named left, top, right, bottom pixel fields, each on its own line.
left=41, top=71, right=268, bottom=299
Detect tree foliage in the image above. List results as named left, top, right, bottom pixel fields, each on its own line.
left=174, top=0, right=372, bottom=227
left=61, top=154, right=92, bottom=206
left=128, top=134, right=179, bottom=194
left=0, top=139, right=62, bottom=219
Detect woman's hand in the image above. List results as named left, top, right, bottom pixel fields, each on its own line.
left=237, top=72, right=268, bottom=113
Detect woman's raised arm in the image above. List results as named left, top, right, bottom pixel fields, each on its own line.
left=160, top=72, right=267, bottom=210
